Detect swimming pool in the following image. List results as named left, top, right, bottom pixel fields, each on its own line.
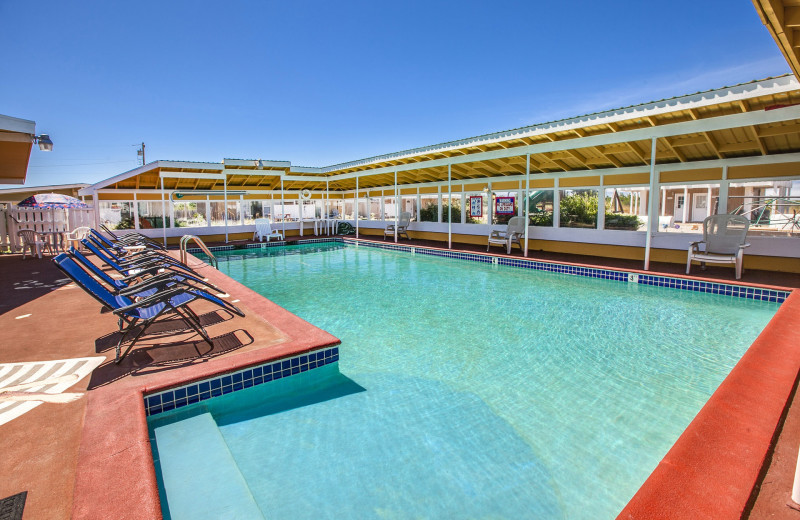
left=148, top=241, right=781, bottom=519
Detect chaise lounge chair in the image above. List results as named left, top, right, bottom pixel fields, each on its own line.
left=487, top=216, right=526, bottom=254
left=253, top=218, right=284, bottom=242
left=686, top=214, right=751, bottom=280
left=384, top=212, right=411, bottom=240
left=53, top=253, right=244, bottom=363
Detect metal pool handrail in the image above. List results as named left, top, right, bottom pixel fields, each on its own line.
left=179, top=235, right=218, bottom=269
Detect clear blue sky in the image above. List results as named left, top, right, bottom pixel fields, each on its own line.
left=0, top=0, right=790, bottom=188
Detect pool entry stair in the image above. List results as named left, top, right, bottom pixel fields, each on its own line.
left=153, top=413, right=265, bottom=520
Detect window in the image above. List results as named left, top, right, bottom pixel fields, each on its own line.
left=328, top=199, right=344, bottom=219
left=174, top=201, right=208, bottom=228
left=465, top=193, right=488, bottom=224
left=242, top=201, right=263, bottom=225
left=138, top=201, right=169, bottom=229
left=99, top=202, right=134, bottom=230
left=559, top=189, right=598, bottom=229
left=442, top=194, right=462, bottom=223
left=209, top=201, right=240, bottom=226
left=384, top=197, right=397, bottom=220
left=492, top=191, right=518, bottom=225
left=527, top=189, right=553, bottom=227
left=658, top=185, right=719, bottom=233
left=274, top=202, right=298, bottom=222
left=419, top=195, right=439, bottom=222
left=729, top=180, right=800, bottom=237
left=603, top=187, right=647, bottom=231
left=400, top=196, right=417, bottom=221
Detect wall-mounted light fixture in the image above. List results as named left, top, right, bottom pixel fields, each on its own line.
left=33, top=134, right=53, bottom=151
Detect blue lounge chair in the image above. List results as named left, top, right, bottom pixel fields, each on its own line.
left=53, top=253, right=244, bottom=363
left=69, top=248, right=223, bottom=297
left=81, top=238, right=195, bottom=276
left=99, top=224, right=165, bottom=250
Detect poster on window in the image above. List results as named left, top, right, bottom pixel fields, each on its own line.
left=495, top=196, right=515, bottom=215
left=469, top=196, right=483, bottom=218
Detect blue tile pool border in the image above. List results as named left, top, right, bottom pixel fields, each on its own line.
left=184, top=237, right=341, bottom=254
left=143, top=346, right=339, bottom=417
left=343, top=238, right=790, bottom=304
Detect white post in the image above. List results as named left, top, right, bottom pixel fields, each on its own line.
left=299, top=192, right=304, bottom=237
left=524, top=154, right=530, bottom=257
left=356, top=175, right=359, bottom=238
left=394, top=171, right=398, bottom=243
left=160, top=178, right=167, bottom=247
left=281, top=177, right=285, bottom=239
left=682, top=186, right=689, bottom=224
left=706, top=186, right=713, bottom=216
left=719, top=166, right=729, bottom=214
left=661, top=187, right=667, bottom=216
left=597, top=179, right=605, bottom=231
left=447, top=164, right=452, bottom=249
left=644, top=137, right=658, bottom=270
left=223, top=174, right=229, bottom=243
left=133, top=192, right=140, bottom=230
left=240, top=194, right=245, bottom=226
left=553, top=180, right=560, bottom=228
left=326, top=178, right=330, bottom=234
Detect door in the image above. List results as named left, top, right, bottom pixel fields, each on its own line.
left=692, top=194, right=708, bottom=222
left=673, top=194, right=684, bottom=221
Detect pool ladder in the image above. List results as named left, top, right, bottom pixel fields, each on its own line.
left=179, top=235, right=218, bottom=269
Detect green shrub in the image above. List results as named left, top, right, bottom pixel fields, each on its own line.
left=559, top=191, right=598, bottom=227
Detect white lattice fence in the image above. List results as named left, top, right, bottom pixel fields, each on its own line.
left=0, top=206, right=95, bottom=252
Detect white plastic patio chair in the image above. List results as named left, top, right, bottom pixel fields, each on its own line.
left=384, top=212, right=411, bottom=240
left=17, top=229, right=45, bottom=259
left=686, top=214, right=751, bottom=280
left=487, top=216, right=526, bottom=254
left=65, top=226, right=91, bottom=251
left=253, top=218, right=284, bottom=242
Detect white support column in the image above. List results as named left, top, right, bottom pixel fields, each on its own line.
left=719, top=166, right=729, bottom=214
left=223, top=174, right=229, bottom=243
left=281, top=178, right=285, bottom=238
left=160, top=178, right=167, bottom=247
left=394, top=171, right=399, bottom=243
left=355, top=175, right=359, bottom=238
left=661, top=187, right=667, bottom=216
left=416, top=191, right=421, bottom=222
left=644, top=137, right=658, bottom=271
left=553, top=180, right=560, bottom=228
left=437, top=187, right=443, bottom=223
left=240, top=195, right=245, bottom=226
left=169, top=194, right=176, bottom=228
left=92, top=189, right=100, bottom=231
left=597, top=177, right=605, bottom=231
left=447, top=164, right=452, bottom=249
left=460, top=191, right=466, bottom=224
left=133, top=192, right=140, bottom=230
left=682, top=186, right=688, bottom=224
left=524, top=154, right=530, bottom=257
left=488, top=182, right=493, bottom=224
left=706, top=186, right=713, bottom=216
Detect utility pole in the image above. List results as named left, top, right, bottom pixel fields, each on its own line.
left=137, top=142, right=146, bottom=165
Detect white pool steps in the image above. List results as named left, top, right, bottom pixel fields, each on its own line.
left=153, top=413, right=265, bottom=519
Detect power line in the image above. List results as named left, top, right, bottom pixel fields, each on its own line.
left=28, top=160, right=138, bottom=168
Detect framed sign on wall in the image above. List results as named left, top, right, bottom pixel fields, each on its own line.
left=469, top=196, right=483, bottom=218
left=495, top=196, right=515, bottom=215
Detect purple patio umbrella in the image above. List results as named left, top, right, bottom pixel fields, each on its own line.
left=17, top=193, right=89, bottom=208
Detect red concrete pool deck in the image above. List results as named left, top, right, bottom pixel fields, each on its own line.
left=0, top=238, right=799, bottom=519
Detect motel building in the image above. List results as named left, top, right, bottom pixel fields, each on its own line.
left=60, top=74, right=800, bottom=274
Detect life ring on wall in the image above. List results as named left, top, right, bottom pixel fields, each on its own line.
left=300, top=189, right=312, bottom=200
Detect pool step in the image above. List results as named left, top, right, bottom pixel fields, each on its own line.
left=153, top=412, right=265, bottom=520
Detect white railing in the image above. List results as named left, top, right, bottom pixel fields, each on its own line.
left=0, top=206, right=95, bottom=252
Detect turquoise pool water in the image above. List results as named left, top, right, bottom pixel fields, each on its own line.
left=150, top=242, right=779, bottom=519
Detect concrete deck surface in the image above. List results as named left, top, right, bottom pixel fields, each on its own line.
left=0, top=236, right=797, bottom=519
